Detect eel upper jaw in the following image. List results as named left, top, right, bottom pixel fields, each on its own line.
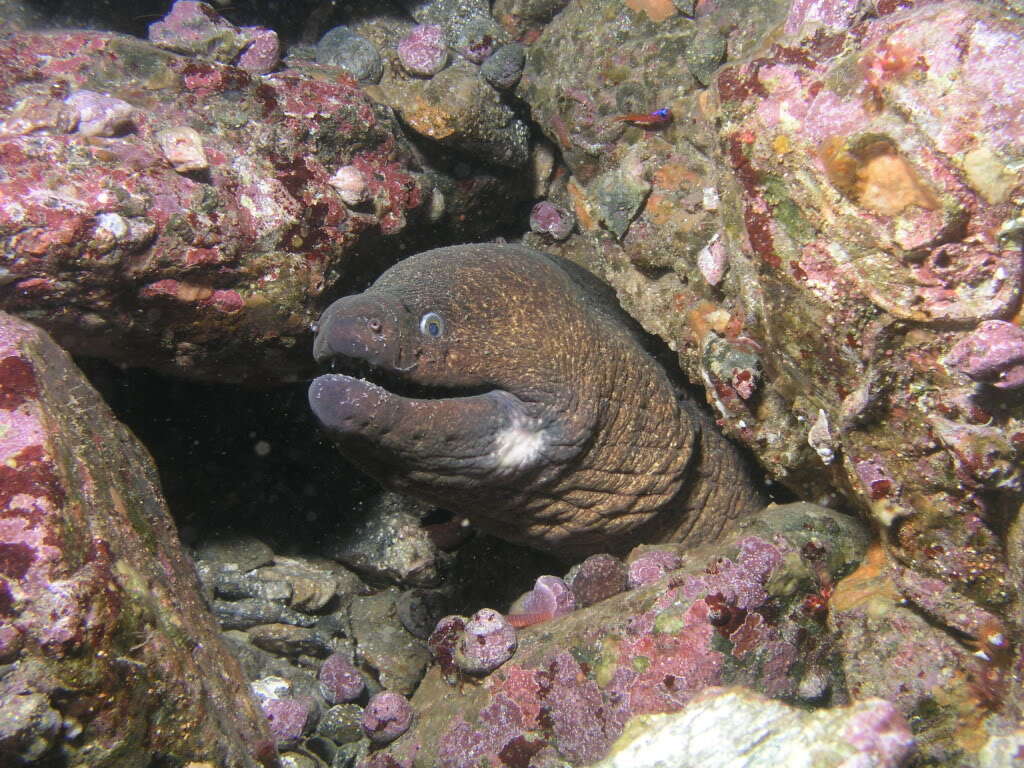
left=312, top=340, right=501, bottom=403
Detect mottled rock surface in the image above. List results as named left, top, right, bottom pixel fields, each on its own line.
left=0, top=312, right=277, bottom=767
left=518, top=1, right=1024, bottom=761
left=0, top=29, right=526, bottom=384
left=594, top=687, right=913, bottom=768
left=373, top=503, right=869, bottom=767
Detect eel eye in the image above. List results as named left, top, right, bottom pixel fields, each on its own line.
left=368, top=318, right=383, bottom=333
left=419, top=311, right=445, bottom=338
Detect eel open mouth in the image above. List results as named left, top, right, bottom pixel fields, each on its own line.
left=309, top=343, right=506, bottom=439
left=312, top=354, right=494, bottom=402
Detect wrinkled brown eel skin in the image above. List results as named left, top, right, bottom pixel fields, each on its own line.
left=309, top=244, right=763, bottom=560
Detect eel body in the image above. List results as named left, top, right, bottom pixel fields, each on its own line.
left=309, top=244, right=763, bottom=559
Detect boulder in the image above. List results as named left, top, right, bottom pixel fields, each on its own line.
left=0, top=311, right=278, bottom=766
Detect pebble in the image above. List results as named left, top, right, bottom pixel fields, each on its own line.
left=329, top=166, right=369, bottom=206
left=529, top=201, right=575, bottom=240
left=395, top=588, right=448, bottom=640
left=322, top=495, right=441, bottom=586
left=361, top=691, right=413, bottom=744
left=348, top=589, right=430, bottom=695
left=454, top=608, right=517, bottom=675
left=65, top=90, right=134, bottom=137
left=237, top=27, right=280, bottom=74
left=251, top=675, right=293, bottom=701
left=317, top=703, right=365, bottom=745
left=261, top=696, right=315, bottom=750
left=566, top=553, right=627, bottom=607
left=452, top=14, right=502, bottom=63
left=248, top=623, right=334, bottom=658
left=204, top=566, right=292, bottom=604
left=946, top=319, right=1024, bottom=390
left=316, top=26, right=383, bottom=83
left=212, top=598, right=318, bottom=630
left=0, top=693, right=62, bottom=763
left=195, top=534, right=275, bottom=572
left=318, top=653, right=367, bottom=704
left=149, top=0, right=244, bottom=60
left=0, top=624, right=23, bottom=662
left=481, top=43, right=525, bottom=89
left=0, top=95, right=78, bottom=136
left=279, top=752, right=318, bottom=768
left=397, top=24, right=449, bottom=77
left=427, top=614, right=466, bottom=679
left=697, top=233, right=728, bottom=286
left=255, top=558, right=341, bottom=613
left=156, top=126, right=208, bottom=173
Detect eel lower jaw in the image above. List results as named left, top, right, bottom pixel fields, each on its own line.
left=308, top=368, right=520, bottom=439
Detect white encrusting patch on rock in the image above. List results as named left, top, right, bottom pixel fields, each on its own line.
left=491, top=418, right=547, bottom=473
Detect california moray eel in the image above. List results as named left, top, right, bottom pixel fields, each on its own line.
left=309, top=244, right=763, bottom=559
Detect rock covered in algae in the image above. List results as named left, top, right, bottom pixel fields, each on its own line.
left=365, top=503, right=870, bottom=767
left=0, top=27, right=525, bottom=385
left=516, top=3, right=1024, bottom=761
left=0, top=311, right=277, bottom=767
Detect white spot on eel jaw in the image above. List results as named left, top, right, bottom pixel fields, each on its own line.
left=491, top=417, right=548, bottom=474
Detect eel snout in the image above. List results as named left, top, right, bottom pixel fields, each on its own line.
left=312, top=294, right=403, bottom=371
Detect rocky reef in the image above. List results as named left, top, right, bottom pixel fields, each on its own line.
left=1, top=0, right=1022, bottom=766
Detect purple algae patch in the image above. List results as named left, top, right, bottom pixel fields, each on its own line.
left=627, top=550, right=682, bottom=589
left=0, top=542, right=36, bottom=580
left=0, top=356, right=38, bottom=410
left=0, top=445, right=66, bottom=512
left=539, top=652, right=625, bottom=764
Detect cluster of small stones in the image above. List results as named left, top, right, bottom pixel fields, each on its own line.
left=193, top=535, right=428, bottom=764
left=317, top=9, right=526, bottom=86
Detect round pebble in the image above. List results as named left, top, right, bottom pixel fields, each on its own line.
left=454, top=607, right=517, bottom=675
left=529, top=201, right=575, bottom=240
left=567, top=553, right=628, bottom=607
left=316, top=703, right=365, bottom=745
left=0, top=623, right=24, bottom=663
left=427, top=614, right=466, bottom=678
left=317, top=26, right=383, bottom=83
left=155, top=126, right=208, bottom=173
left=397, top=24, right=449, bottom=77
left=328, top=165, right=369, bottom=206
left=452, top=15, right=500, bottom=63
left=65, top=90, right=134, bottom=137
left=396, top=588, right=447, bottom=640
left=318, top=653, right=366, bottom=704
left=261, top=696, right=314, bottom=750
left=482, top=42, right=525, bottom=89
left=361, top=691, right=413, bottom=744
